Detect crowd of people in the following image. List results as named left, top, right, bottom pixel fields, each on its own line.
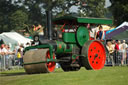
left=0, top=43, right=30, bottom=70
left=106, top=40, right=128, bottom=66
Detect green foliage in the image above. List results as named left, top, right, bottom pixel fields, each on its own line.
left=110, top=0, right=128, bottom=25
left=0, top=0, right=109, bottom=33
left=78, top=0, right=107, bottom=18
left=23, top=0, right=44, bottom=25
left=0, top=0, right=18, bottom=33
left=9, top=10, right=28, bottom=30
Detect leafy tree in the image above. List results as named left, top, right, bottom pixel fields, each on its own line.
left=9, top=10, right=28, bottom=30
left=110, top=0, right=128, bottom=25
left=78, top=0, right=107, bottom=18
left=0, top=0, right=108, bottom=33
left=0, top=0, right=18, bottom=33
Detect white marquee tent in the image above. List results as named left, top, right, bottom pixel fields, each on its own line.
left=0, top=32, right=33, bottom=50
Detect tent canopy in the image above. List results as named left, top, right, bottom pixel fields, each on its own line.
left=0, top=34, right=17, bottom=45
left=0, top=32, right=32, bottom=48
left=106, top=21, right=128, bottom=34
left=106, top=26, right=128, bottom=40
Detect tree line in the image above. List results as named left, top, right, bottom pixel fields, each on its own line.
left=0, top=0, right=127, bottom=34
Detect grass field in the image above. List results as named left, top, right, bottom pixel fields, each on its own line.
left=0, top=66, right=128, bottom=85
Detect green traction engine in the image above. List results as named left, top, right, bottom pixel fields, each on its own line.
left=23, top=12, right=112, bottom=74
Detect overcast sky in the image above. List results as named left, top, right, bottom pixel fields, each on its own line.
left=105, top=0, right=111, bottom=8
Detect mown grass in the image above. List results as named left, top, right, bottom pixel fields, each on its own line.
left=0, top=66, right=128, bottom=85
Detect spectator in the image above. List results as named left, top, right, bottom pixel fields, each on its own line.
left=118, top=41, right=122, bottom=50
left=106, top=41, right=115, bottom=66
left=15, top=43, right=20, bottom=56
left=20, top=44, right=24, bottom=66
left=20, top=44, right=24, bottom=52
left=115, top=41, right=119, bottom=51
left=6, top=45, right=15, bottom=68
left=111, top=40, right=116, bottom=50
left=95, top=25, right=105, bottom=41
left=0, top=45, right=3, bottom=70
left=111, top=40, right=118, bottom=65
left=14, top=43, right=20, bottom=65
left=4, top=45, right=10, bottom=69
left=118, top=40, right=122, bottom=65
left=15, top=43, right=24, bottom=66
left=121, top=40, right=127, bottom=65
left=115, top=41, right=121, bottom=65
left=11, top=50, right=16, bottom=66
left=0, top=44, right=7, bottom=70
left=17, top=48, right=23, bottom=66
left=126, top=46, right=128, bottom=64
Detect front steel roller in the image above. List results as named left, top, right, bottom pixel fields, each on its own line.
left=23, top=49, right=56, bottom=74
left=81, top=40, right=106, bottom=70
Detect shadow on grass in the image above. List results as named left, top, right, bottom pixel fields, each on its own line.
left=0, top=70, right=64, bottom=77
left=0, top=68, right=65, bottom=77
left=0, top=72, right=27, bottom=77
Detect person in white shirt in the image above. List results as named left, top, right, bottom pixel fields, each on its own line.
left=0, top=44, right=7, bottom=70
left=121, top=40, right=127, bottom=65
left=111, top=40, right=116, bottom=50
left=106, top=41, right=115, bottom=66
left=0, top=46, right=2, bottom=70
left=118, top=41, right=122, bottom=51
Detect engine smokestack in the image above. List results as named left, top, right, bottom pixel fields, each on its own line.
left=46, top=10, right=52, bottom=40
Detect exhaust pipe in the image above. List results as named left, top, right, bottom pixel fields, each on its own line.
left=46, top=10, right=52, bottom=40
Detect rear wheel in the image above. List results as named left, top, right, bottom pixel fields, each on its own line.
left=81, top=40, right=106, bottom=70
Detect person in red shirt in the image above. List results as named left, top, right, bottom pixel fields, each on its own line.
left=115, top=42, right=119, bottom=51
left=114, top=41, right=120, bottom=65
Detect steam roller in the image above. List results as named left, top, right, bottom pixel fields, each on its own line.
left=23, top=11, right=112, bottom=74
